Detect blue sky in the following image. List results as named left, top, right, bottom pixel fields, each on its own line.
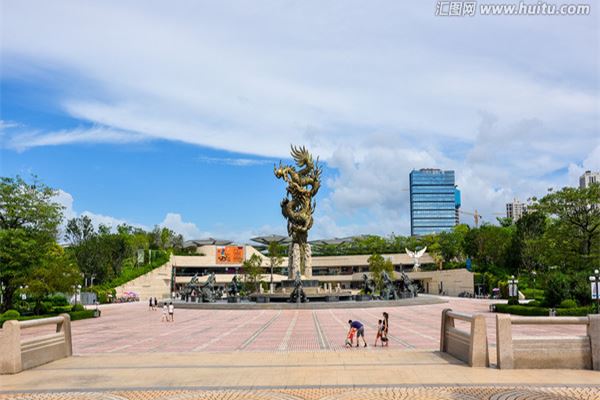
left=1, top=1, right=598, bottom=241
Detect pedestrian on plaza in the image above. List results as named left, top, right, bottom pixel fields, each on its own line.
left=374, top=319, right=384, bottom=346
left=168, top=302, right=174, bottom=322
left=348, top=320, right=367, bottom=347
left=381, top=312, right=389, bottom=346
left=149, top=297, right=153, bottom=311
left=153, top=297, right=158, bottom=310
left=161, top=303, right=168, bottom=322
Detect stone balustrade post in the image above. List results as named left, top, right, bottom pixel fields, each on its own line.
left=588, top=314, right=600, bottom=371
left=59, top=314, right=73, bottom=357
left=496, top=314, right=514, bottom=369
left=470, top=314, right=489, bottom=367
left=0, top=320, right=22, bottom=374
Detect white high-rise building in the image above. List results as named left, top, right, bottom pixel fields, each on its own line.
left=579, top=171, right=600, bottom=189
left=506, top=199, right=527, bottom=222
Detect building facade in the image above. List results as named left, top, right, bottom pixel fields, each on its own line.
left=114, top=243, right=474, bottom=300
left=409, top=169, right=461, bottom=236
left=506, top=199, right=527, bottom=222
left=580, top=170, right=600, bottom=189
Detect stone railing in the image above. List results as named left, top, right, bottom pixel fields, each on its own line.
left=496, top=314, right=600, bottom=370
left=0, top=314, right=73, bottom=374
left=440, top=308, right=489, bottom=367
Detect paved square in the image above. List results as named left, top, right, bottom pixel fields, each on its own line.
left=5, top=296, right=598, bottom=400
left=52, top=296, right=586, bottom=354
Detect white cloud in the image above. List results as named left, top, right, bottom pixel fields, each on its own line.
left=197, top=155, right=275, bottom=167
left=567, top=144, right=600, bottom=187
left=159, top=213, right=203, bottom=240
left=53, top=189, right=149, bottom=233
left=4, top=2, right=598, bottom=237
left=5, top=126, right=146, bottom=152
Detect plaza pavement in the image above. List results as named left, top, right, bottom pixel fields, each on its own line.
left=2, top=296, right=598, bottom=399
left=21, top=295, right=588, bottom=354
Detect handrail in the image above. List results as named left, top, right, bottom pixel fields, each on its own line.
left=446, top=310, right=474, bottom=322
left=19, top=316, right=65, bottom=329
left=510, top=316, right=588, bottom=325
left=440, top=308, right=489, bottom=367
left=496, top=314, right=599, bottom=370
left=0, top=314, right=72, bottom=374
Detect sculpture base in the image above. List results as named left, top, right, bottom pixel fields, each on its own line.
left=288, top=243, right=312, bottom=279
left=281, top=279, right=320, bottom=288
left=227, top=297, right=241, bottom=303
left=256, top=296, right=270, bottom=303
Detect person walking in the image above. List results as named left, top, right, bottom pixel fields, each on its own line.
left=153, top=297, right=158, bottom=310
left=149, top=297, right=153, bottom=311
left=161, top=303, right=168, bottom=322
left=168, top=302, right=175, bottom=322
left=382, top=312, right=389, bottom=346
left=374, top=319, right=384, bottom=346
left=348, top=320, right=367, bottom=347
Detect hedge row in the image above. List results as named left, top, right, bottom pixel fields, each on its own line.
left=494, top=303, right=593, bottom=316
left=0, top=309, right=96, bottom=327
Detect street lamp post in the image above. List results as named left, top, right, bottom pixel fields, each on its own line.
left=508, top=275, right=519, bottom=303
left=76, top=284, right=82, bottom=306
left=20, top=285, right=27, bottom=301
left=590, top=269, right=600, bottom=314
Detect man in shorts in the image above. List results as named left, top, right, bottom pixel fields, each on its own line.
left=348, top=320, right=367, bottom=347
left=168, top=302, right=175, bottom=322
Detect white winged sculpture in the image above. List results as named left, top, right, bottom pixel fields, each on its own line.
left=405, top=247, right=427, bottom=271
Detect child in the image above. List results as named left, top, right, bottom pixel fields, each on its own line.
left=345, top=327, right=357, bottom=347
left=168, top=302, right=174, bottom=322
left=161, top=303, right=168, bottom=322
left=374, top=319, right=384, bottom=346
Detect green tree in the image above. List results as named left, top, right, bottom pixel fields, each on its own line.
left=368, top=253, right=394, bottom=292
left=436, top=225, right=468, bottom=264
left=544, top=272, right=570, bottom=308
left=267, top=242, right=285, bottom=290
left=532, top=184, right=600, bottom=270
left=65, top=214, right=95, bottom=245
left=0, top=176, right=75, bottom=311
left=464, top=224, right=513, bottom=270
left=26, top=245, right=81, bottom=314
left=242, top=254, right=264, bottom=293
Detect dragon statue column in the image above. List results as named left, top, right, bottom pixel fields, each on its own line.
left=275, top=145, right=322, bottom=279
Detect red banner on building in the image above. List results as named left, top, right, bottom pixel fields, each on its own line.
left=216, top=246, right=244, bottom=264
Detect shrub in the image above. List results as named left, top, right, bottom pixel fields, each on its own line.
left=544, top=273, right=570, bottom=307
left=53, top=305, right=73, bottom=313
left=507, top=298, right=519, bottom=306
left=494, top=304, right=548, bottom=316
left=2, top=309, right=20, bottom=319
left=570, top=274, right=593, bottom=307
left=521, top=288, right=544, bottom=300
left=559, top=299, right=577, bottom=309
left=49, top=294, right=69, bottom=306
left=555, top=306, right=592, bottom=316
left=71, top=303, right=85, bottom=312
left=69, top=310, right=95, bottom=321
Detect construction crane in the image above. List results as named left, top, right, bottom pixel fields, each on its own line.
left=459, top=209, right=506, bottom=227
left=459, top=209, right=482, bottom=227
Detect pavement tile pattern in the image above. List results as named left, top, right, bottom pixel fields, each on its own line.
left=1, top=386, right=599, bottom=400
left=20, top=296, right=585, bottom=354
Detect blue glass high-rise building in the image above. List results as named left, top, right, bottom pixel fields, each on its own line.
left=409, top=169, right=461, bottom=236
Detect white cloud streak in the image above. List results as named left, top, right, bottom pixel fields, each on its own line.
left=4, top=1, right=598, bottom=237
left=5, top=126, right=146, bottom=152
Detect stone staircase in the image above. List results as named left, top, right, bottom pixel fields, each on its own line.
left=114, top=256, right=173, bottom=300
